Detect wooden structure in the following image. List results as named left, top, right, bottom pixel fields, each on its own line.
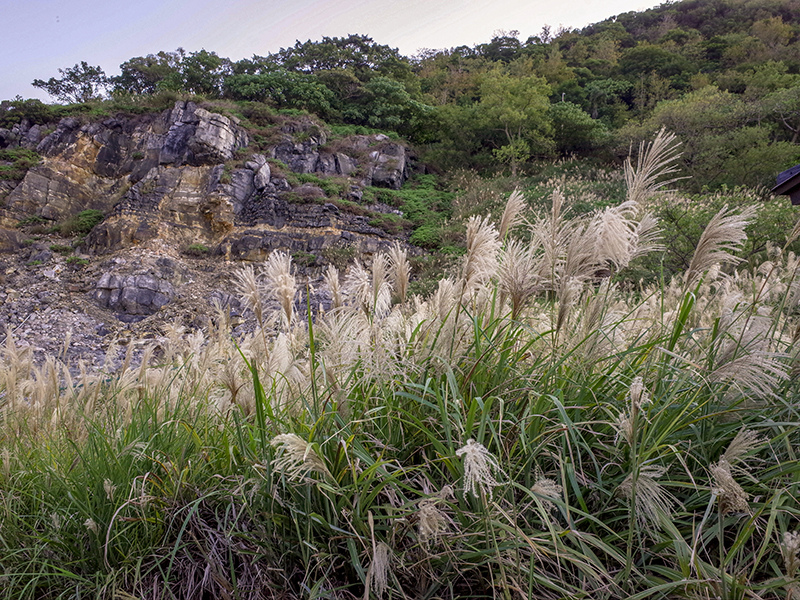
left=772, top=164, right=800, bottom=205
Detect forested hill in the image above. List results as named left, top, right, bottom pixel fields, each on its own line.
left=4, top=0, right=800, bottom=190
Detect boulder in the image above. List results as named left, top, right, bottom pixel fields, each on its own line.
left=369, top=143, right=407, bottom=189
left=93, top=258, right=186, bottom=316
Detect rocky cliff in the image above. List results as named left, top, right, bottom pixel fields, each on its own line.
left=0, top=101, right=416, bottom=365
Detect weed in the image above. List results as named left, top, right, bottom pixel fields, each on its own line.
left=59, top=209, right=104, bottom=236
left=48, top=243, right=72, bottom=255
left=184, top=243, right=209, bottom=257
left=66, top=256, right=89, bottom=267
left=292, top=250, right=317, bottom=267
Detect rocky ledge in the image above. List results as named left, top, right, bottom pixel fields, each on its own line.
left=0, top=101, right=417, bottom=364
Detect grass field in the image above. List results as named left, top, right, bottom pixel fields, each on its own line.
left=1, top=131, right=799, bottom=599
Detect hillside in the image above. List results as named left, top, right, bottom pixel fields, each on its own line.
left=2, top=2, right=800, bottom=599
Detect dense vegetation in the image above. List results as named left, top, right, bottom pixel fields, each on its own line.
left=1, top=134, right=799, bottom=599
left=2, top=4, right=800, bottom=596
left=5, top=0, right=800, bottom=190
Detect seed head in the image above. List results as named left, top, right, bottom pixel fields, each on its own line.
left=84, top=518, right=99, bottom=534
left=103, top=479, right=116, bottom=501
left=531, top=477, right=563, bottom=513
left=710, top=460, right=749, bottom=515
left=781, top=531, right=800, bottom=579
left=417, top=498, right=451, bottom=547
left=370, top=541, right=391, bottom=599
left=456, top=439, right=503, bottom=501
left=270, top=434, right=331, bottom=482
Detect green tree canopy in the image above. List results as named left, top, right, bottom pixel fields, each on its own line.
left=32, top=62, right=108, bottom=103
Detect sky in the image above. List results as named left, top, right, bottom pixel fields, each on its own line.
left=0, top=0, right=662, bottom=102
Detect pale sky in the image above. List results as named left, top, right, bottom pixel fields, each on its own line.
left=0, top=0, right=661, bottom=102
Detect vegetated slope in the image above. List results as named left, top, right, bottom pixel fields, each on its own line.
left=0, top=132, right=798, bottom=600
left=5, top=0, right=800, bottom=192
left=0, top=98, right=454, bottom=364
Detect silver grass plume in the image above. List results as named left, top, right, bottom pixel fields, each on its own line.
left=262, top=250, right=296, bottom=330
left=388, top=242, right=410, bottom=304
left=710, top=429, right=763, bottom=515
left=235, top=264, right=266, bottom=328
left=531, top=477, right=563, bottom=513
left=708, top=350, right=788, bottom=399
left=367, top=512, right=392, bottom=599
left=456, top=438, right=503, bottom=501
left=344, top=258, right=391, bottom=318
left=591, top=202, right=663, bottom=271
left=686, top=205, right=758, bottom=284
left=781, top=531, right=800, bottom=579
left=624, top=128, right=682, bottom=206
left=498, top=239, right=542, bottom=319
left=417, top=497, right=452, bottom=547
left=270, top=433, right=332, bottom=482
left=710, top=461, right=750, bottom=515
left=370, top=253, right=393, bottom=317
left=370, top=542, right=391, bottom=599
left=614, top=376, right=651, bottom=446
left=345, top=261, right=371, bottom=315
left=721, top=428, right=764, bottom=465
left=324, top=265, right=343, bottom=309
left=618, top=464, right=678, bottom=530
left=592, top=202, right=638, bottom=270
left=461, top=215, right=501, bottom=296
left=499, top=188, right=526, bottom=240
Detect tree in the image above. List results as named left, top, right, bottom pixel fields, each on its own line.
left=224, top=71, right=336, bottom=117
left=32, top=62, right=108, bottom=103
left=181, top=50, right=229, bottom=97
left=549, top=101, right=606, bottom=154
left=272, top=35, right=414, bottom=84
left=585, top=78, right=630, bottom=119
left=764, top=86, right=800, bottom=143
left=112, top=51, right=184, bottom=95
left=476, top=71, right=553, bottom=174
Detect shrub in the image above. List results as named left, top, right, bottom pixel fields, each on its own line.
left=184, top=243, right=209, bottom=257
left=59, top=209, right=104, bottom=236
left=65, top=256, right=89, bottom=267
left=0, top=148, right=41, bottom=181
left=48, top=244, right=73, bottom=255
left=291, top=250, right=317, bottom=267
left=15, top=215, right=48, bottom=228
left=321, top=242, right=357, bottom=269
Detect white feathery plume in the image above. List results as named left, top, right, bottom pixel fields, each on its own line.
left=499, top=188, right=526, bottom=240
left=262, top=251, right=296, bottom=330
left=686, top=205, right=758, bottom=284
left=456, top=439, right=503, bottom=501
left=417, top=497, right=452, bottom=547
left=388, top=242, right=410, bottom=304
left=624, top=127, right=682, bottom=206
left=721, top=429, right=764, bottom=466
left=461, top=215, right=501, bottom=296
left=618, top=464, right=677, bottom=530
left=710, top=460, right=750, bottom=515
left=234, top=264, right=265, bottom=327
left=531, top=477, right=563, bottom=513
left=370, top=253, right=393, bottom=317
left=781, top=531, right=800, bottom=579
left=710, top=429, right=764, bottom=515
left=324, top=265, right=343, bottom=309
left=498, top=239, right=542, bottom=318
left=270, top=433, right=331, bottom=482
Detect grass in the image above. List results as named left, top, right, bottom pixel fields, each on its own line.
left=1, top=134, right=799, bottom=599
left=0, top=148, right=41, bottom=181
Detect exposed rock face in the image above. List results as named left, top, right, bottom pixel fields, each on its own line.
left=1, top=101, right=415, bottom=330
left=369, top=141, right=408, bottom=189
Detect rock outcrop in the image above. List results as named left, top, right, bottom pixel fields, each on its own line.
left=0, top=100, right=416, bottom=329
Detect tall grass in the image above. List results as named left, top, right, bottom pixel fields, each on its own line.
left=1, top=132, right=799, bottom=599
